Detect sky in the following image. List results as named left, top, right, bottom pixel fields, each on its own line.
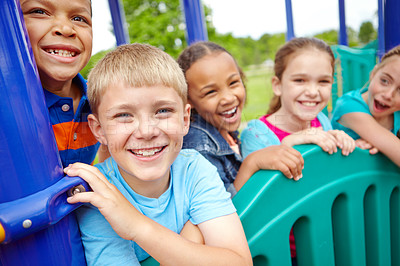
left=92, top=0, right=378, bottom=54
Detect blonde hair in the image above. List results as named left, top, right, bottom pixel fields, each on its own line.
left=87, top=43, right=187, bottom=115
left=370, top=44, right=400, bottom=78
left=268, top=37, right=335, bottom=114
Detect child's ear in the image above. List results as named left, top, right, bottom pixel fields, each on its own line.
left=183, top=104, right=191, bottom=135
left=88, top=114, right=108, bottom=145
left=271, top=76, right=282, bottom=96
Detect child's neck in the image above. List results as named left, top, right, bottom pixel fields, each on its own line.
left=43, top=79, right=82, bottom=114
left=120, top=166, right=171, bottom=198
left=219, top=130, right=235, bottom=145
left=267, top=110, right=312, bottom=133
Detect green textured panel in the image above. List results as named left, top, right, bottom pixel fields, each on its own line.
left=233, top=145, right=400, bottom=265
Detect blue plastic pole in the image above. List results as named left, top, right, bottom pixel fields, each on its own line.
left=108, top=0, right=130, bottom=46
left=377, top=0, right=385, bottom=59
left=181, top=0, right=208, bottom=45
left=0, top=0, right=85, bottom=265
left=338, top=0, right=348, bottom=46
left=285, top=0, right=295, bottom=41
left=383, top=0, right=400, bottom=52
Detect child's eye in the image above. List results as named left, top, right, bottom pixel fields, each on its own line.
left=320, top=79, right=332, bottom=84
left=229, top=80, right=240, bottom=87
left=294, top=79, right=305, bottom=83
left=156, top=108, right=173, bottom=115
left=115, top=113, right=133, bottom=121
left=72, top=16, right=89, bottom=24
left=204, top=89, right=216, bottom=96
left=29, top=8, right=47, bottom=15
left=381, top=78, right=389, bottom=85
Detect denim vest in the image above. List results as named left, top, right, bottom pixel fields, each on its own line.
left=183, top=114, right=242, bottom=197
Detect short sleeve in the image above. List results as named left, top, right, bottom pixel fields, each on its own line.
left=195, top=149, right=233, bottom=190
left=316, top=112, right=333, bottom=131
left=332, top=89, right=369, bottom=124
left=331, top=89, right=370, bottom=139
left=240, top=119, right=280, bottom=158
left=185, top=154, right=236, bottom=225
left=76, top=204, right=140, bottom=266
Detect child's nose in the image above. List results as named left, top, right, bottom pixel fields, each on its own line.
left=305, top=84, right=319, bottom=97
left=53, top=19, right=76, bottom=38
left=133, top=118, right=160, bottom=140
left=220, top=89, right=236, bottom=105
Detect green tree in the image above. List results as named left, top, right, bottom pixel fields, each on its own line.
left=122, top=0, right=216, bottom=59
left=358, top=21, right=376, bottom=44
left=122, top=0, right=185, bottom=58
left=314, top=29, right=338, bottom=45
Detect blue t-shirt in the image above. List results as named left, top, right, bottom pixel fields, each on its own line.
left=331, top=88, right=400, bottom=139
left=241, top=112, right=333, bottom=158
left=76, top=149, right=235, bottom=265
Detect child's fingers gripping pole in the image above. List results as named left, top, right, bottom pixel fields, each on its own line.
left=64, top=163, right=114, bottom=207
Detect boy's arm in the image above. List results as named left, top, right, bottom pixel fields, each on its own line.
left=339, top=112, right=400, bottom=166
left=65, top=163, right=252, bottom=266
left=136, top=213, right=251, bottom=266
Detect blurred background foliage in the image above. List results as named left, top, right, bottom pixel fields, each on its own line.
left=80, top=0, right=377, bottom=122
left=81, top=0, right=377, bottom=78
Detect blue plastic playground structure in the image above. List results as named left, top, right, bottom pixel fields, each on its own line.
left=0, top=0, right=399, bottom=265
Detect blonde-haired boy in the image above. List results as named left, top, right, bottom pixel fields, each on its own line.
left=65, top=43, right=251, bottom=265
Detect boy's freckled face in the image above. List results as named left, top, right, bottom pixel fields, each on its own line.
left=20, top=0, right=92, bottom=85
left=95, top=83, right=190, bottom=191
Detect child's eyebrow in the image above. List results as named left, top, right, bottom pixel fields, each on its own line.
left=105, top=104, right=135, bottom=115
left=381, top=72, right=394, bottom=80
left=153, top=100, right=178, bottom=106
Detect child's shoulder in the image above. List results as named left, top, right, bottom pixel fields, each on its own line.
left=174, top=149, right=218, bottom=174
left=175, top=149, right=210, bottom=167
left=183, top=122, right=222, bottom=152
left=94, top=157, right=117, bottom=182
left=332, top=88, right=369, bottom=120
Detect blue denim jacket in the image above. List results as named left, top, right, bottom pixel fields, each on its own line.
left=182, top=114, right=242, bottom=197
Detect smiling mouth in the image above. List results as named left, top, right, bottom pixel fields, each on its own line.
left=44, top=49, right=76, bottom=57
left=299, top=101, right=318, bottom=107
left=374, top=99, right=389, bottom=111
left=129, top=146, right=166, bottom=157
left=220, top=107, right=237, bottom=118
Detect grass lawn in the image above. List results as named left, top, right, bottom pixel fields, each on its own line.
left=241, top=66, right=274, bottom=127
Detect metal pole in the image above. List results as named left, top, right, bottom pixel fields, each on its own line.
left=377, top=0, right=385, bottom=59
left=285, top=0, right=295, bottom=41
left=338, top=0, right=348, bottom=45
left=181, top=0, right=208, bottom=45
left=383, top=0, right=400, bottom=52
left=108, top=0, right=130, bottom=46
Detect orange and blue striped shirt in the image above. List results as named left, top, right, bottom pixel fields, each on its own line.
left=44, top=74, right=99, bottom=167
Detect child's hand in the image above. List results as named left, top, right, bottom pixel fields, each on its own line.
left=64, top=163, right=140, bottom=241
left=355, top=138, right=379, bottom=154
left=254, top=145, right=304, bottom=181
left=282, top=127, right=338, bottom=154
left=327, top=130, right=356, bottom=156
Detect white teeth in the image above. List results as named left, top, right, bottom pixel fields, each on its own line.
left=45, top=49, right=76, bottom=57
left=222, top=107, right=237, bottom=115
left=302, top=102, right=317, bottom=107
left=131, top=147, right=162, bottom=157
